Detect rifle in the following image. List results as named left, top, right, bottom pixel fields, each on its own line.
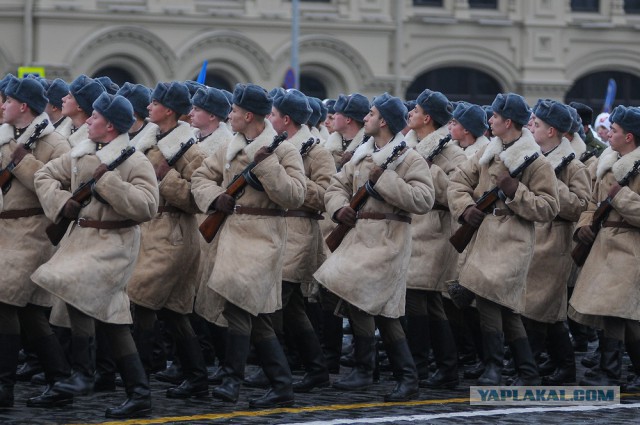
left=0, top=119, right=49, bottom=194
left=427, top=134, right=452, bottom=163
left=45, top=146, right=136, bottom=246
left=579, top=149, right=597, bottom=163
left=167, top=138, right=195, bottom=167
left=325, top=141, right=407, bottom=252
left=449, top=152, right=540, bottom=253
left=571, top=159, right=640, bottom=266
left=300, top=137, right=316, bottom=158
left=198, top=132, right=288, bottom=243
left=555, top=152, right=575, bottom=175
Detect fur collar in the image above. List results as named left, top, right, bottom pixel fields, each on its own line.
left=597, top=146, right=640, bottom=182
left=225, top=119, right=277, bottom=162
left=323, top=126, right=365, bottom=154
left=55, top=117, right=74, bottom=138
left=403, top=130, right=419, bottom=149
left=70, top=133, right=131, bottom=165
left=414, top=126, right=450, bottom=160
left=350, top=132, right=410, bottom=171
left=195, top=122, right=232, bottom=157
left=319, top=125, right=330, bottom=142
left=544, top=138, right=575, bottom=170
left=479, top=128, right=541, bottom=173
left=130, top=121, right=159, bottom=153
left=0, top=112, right=55, bottom=148
left=156, top=121, right=195, bottom=161
left=568, top=134, right=587, bottom=157
left=68, top=123, right=89, bottom=147
left=286, top=124, right=315, bottom=151
left=452, top=135, right=490, bottom=158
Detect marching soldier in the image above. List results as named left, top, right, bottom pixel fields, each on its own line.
left=116, top=83, right=157, bottom=147
left=191, top=83, right=306, bottom=408
left=449, top=103, right=490, bottom=157
left=570, top=106, right=640, bottom=390
left=125, top=81, right=209, bottom=399
left=404, top=89, right=466, bottom=389
left=31, top=92, right=159, bottom=418
left=448, top=93, right=559, bottom=386
left=43, top=79, right=71, bottom=130
left=323, top=93, right=369, bottom=170
left=522, top=100, right=590, bottom=385
left=0, top=77, right=71, bottom=408
left=314, top=93, right=435, bottom=402
left=58, top=75, right=106, bottom=145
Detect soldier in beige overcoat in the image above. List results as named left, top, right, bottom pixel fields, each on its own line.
left=570, top=106, right=640, bottom=391
left=315, top=93, right=434, bottom=402
left=448, top=93, right=559, bottom=386
left=43, top=79, right=71, bottom=130
left=522, top=100, right=590, bottom=385
left=192, top=83, right=306, bottom=408
left=323, top=93, right=370, bottom=171
left=0, top=77, right=71, bottom=408
left=31, top=92, right=159, bottom=418
left=125, top=81, right=209, bottom=399
left=57, top=75, right=106, bottom=146
left=266, top=88, right=335, bottom=393
left=403, top=89, right=466, bottom=389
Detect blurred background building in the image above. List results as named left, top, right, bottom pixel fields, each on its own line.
left=1, top=0, right=639, bottom=116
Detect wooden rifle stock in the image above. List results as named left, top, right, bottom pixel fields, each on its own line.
left=198, top=132, right=288, bottom=243
left=448, top=152, right=540, bottom=253
left=571, top=158, right=640, bottom=266
left=325, top=141, right=407, bottom=252
left=0, top=119, right=49, bottom=194
left=45, top=146, right=136, bottom=246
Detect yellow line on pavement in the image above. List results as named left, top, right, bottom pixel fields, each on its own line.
left=70, top=396, right=470, bottom=425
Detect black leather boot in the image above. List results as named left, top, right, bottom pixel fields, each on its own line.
left=0, top=334, right=20, bottom=408
left=422, top=319, right=459, bottom=389
left=94, top=327, right=116, bottom=392
left=464, top=360, right=485, bottom=379
left=508, top=338, right=541, bottom=386
left=477, top=331, right=504, bottom=386
left=16, top=349, right=42, bottom=382
left=333, top=335, right=375, bottom=391
left=292, top=330, right=330, bottom=393
left=248, top=337, right=294, bottom=408
left=542, top=322, right=576, bottom=385
left=166, top=336, right=209, bottom=398
left=580, top=337, right=622, bottom=386
left=406, top=315, right=431, bottom=381
left=155, top=361, right=183, bottom=385
left=581, top=345, right=601, bottom=368
left=244, top=367, right=270, bottom=388
left=321, top=309, right=343, bottom=374
left=384, top=338, right=419, bottom=402
left=26, top=334, right=73, bottom=407
left=105, top=354, right=151, bottom=418
left=207, top=366, right=225, bottom=385
left=622, top=340, right=640, bottom=392
left=526, top=325, right=548, bottom=364
left=53, top=336, right=95, bottom=396
left=211, top=332, right=250, bottom=403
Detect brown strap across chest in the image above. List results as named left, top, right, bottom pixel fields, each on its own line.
left=234, top=206, right=286, bottom=217
left=76, top=218, right=139, bottom=229
left=356, top=211, right=412, bottom=224
left=284, top=210, right=324, bottom=220
left=0, top=208, right=44, bottom=219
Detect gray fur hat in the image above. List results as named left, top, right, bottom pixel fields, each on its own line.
left=334, top=93, right=369, bottom=123
left=232, top=83, right=272, bottom=116
left=192, top=87, right=232, bottom=120
left=69, top=75, right=106, bottom=116
left=5, top=77, right=48, bottom=115
left=453, top=103, right=489, bottom=138
left=116, top=82, right=151, bottom=119
left=415, top=89, right=454, bottom=126
left=272, top=89, right=312, bottom=125
left=46, top=79, right=70, bottom=109
left=152, top=81, right=192, bottom=116
left=610, top=105, right=640, bottom=135
left=491, top=93, right=531, bottom=126
left=533, top=100, right=573, bottom=133
left=372, top=93, right=407, bottom=135
left=92, top=92, right=135, bottom=134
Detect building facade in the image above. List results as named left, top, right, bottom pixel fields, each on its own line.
left=1, top=0, right=639, bottom=114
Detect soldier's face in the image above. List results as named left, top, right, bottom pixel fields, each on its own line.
left=448, top=119, right=466, bottom=141
left=489, top=113, right=508, bottom=138
left=61, top=93, right=79, bottom=118
left=531, top=118, right=552, bottom=145
left=189, top=106, right=212, bottom=130
left=87, top=110, right=110, bottom=142
left=268, top=107, right=287, bottom=135
left=147, top=100, right=170, bottom=124
left=229, top=104, right=248, bottom=134
left=363, top=107, right=382, bottom=137
left=324, top=113, right=335, bottom=133
left=332, top=112, right=348, bottom=134
left=1, top=97, right=22, bottom=126
left=609, top=123, right=631, bottom=154
left=408, top=105, right=427, bottom=130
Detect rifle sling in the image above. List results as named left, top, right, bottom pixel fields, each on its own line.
left=234, top=206, right=286, bottom=217
left=76, top=218, right=139, bottom=229
left=356, top=211, right=411, bottom=224
left=0, top=208, right=44, bottom=219
left=602, top=221, right=638, bottom=230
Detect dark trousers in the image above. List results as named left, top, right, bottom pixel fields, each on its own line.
left=475, top=296, right=527, bottom=343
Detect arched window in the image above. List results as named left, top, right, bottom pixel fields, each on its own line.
left=300, top=74, right=327, bottom=99
left=405, top=67, right=502, bottom=105
left=565, top=70, right=640, bottom=117
left=92, top=66, right=136, bottom=86
left=192, top=72, right=233, bottom=92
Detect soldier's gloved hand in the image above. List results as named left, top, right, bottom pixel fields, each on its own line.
left=576, top=226, right=595, bottom=245
left=608, top=182, right=622, bottom=199
left=213, top=193, right=235, bottom=214
left=369, top=166, right=384, bottom=184
left=11, top=144, right=30, bottom=164
left=335, top=206, right=356, bottom=227
left=93, top=164, right=109, bottom=181
left=254, top=146, right=272, bottom=164
left=154, top=159, right=171, bottom=181
left=62, top=199, right=82, bottom=220
left=496, top=171, right=519, bottom=199
left=340, top=151, right=354, bottom=167
left=462, top=205, right=486, bottom=228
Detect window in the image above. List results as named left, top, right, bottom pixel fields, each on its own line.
left=570, top=0, right=599, bottom=12
left=190, top=72, right=233, bottom=92
left=625, top=0, right=640, bottom=14
left=300, top=74, right=327, bottom=100
left=413, top=0, right=444, bottom=6
left=92, top=66, right=136, bottom=86
left=469, top=0, right=498, bottom=9
left=405, top=67, right=502, bottom=106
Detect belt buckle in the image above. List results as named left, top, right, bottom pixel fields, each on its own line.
left=77, top=217, right=86, bottom=226
left=233, top=204, right=241, bottom=214
left=492, top=208, right=499, bottom=217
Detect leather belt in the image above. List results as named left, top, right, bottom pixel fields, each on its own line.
left=0, top=208, right=44, bottom=219
left=356, top=211, right=412, bottom=224
left=158, top=205, right=182, bottom=214
left=603, top=221, right=638, bottom=230
left=431, top=203, right=449, bottom=212
left=553, top=216, right=573, bottom=223
left=285, top=210, right=324, bottom=220
left=492, top=208, right=514, bottom=217
left=76, top=218, right=139, bottom=229
left=234, top=206, right=286, bottom=217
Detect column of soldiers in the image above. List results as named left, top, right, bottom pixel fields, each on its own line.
left=1, top=69, right=639, bottom=420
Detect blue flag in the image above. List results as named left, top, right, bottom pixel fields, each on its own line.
left=196, top=60, right=208, bottom=84
left=603, top=78, right=616, bottom=113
